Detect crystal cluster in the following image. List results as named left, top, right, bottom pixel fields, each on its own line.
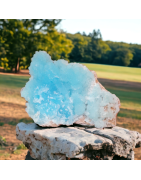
left=21, top=51, right=120, bottom=128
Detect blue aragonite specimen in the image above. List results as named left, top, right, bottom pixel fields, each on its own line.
left=21, top=51, right=120, bottom=128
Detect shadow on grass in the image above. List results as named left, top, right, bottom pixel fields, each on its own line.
left=118, top=109, right=141, bottom=120
left=0, top=118, right=34, bottom=126
left=0, top=122, right=4, bottom=126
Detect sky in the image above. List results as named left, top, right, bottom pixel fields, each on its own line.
left=57, top=19, right=141, bottom=45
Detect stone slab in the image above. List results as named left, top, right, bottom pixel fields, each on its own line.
left=16, top=123, right=141, bottom=160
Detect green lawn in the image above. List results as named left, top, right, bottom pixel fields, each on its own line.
left=82, top=63, right=141, bottom=117
left=0, top=62, right=141, bottom=121
left=106, top=87, right=141, bottom=111
left=0, top=74, right=29, bottom=89
left=82, top=63, right=141, bottom=83
left=0, top=74, right=29, bottom=106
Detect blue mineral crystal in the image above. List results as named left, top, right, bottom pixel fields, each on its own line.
left=21, top=51, right=120, bottom=128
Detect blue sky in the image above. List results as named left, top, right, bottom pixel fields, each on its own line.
left=57, top=19, right=141, bottom=45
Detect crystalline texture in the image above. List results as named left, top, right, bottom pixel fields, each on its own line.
left=21, top=51, right=120, bottom=128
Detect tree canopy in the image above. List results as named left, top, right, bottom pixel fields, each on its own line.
left=0, top=19, right=141, bottom=72
left=0, top=19, right=73, bottom=72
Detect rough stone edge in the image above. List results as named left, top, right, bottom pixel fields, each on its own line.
left=16, top=123, right=141, bottom=160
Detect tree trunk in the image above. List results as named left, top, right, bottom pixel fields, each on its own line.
left=10, top=66, right=13, bottom=73
left=15, top=58, right=20, bottom=73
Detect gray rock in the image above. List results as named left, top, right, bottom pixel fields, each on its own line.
left=16, top=123, right=141, bottom=160
left=84, top=126, right=141, bottom=158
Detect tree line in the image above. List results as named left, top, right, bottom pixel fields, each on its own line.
left=66, top=31, right=141, bottom=67
left=0, top=19, right=141, bottom=73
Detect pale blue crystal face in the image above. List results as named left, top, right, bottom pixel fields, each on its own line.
left=21, top=51, right=120, bottom=128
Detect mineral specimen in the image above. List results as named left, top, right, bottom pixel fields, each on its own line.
left=21, top=51, right=120, bottom=128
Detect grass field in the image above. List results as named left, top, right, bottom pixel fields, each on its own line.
left=1, top=63, right=141, bottom=119
left=82, top=63, right=141, bottom=83
left=0, top=63, right=141, bottom=159
left=82, top=63, right=141, bottom=120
